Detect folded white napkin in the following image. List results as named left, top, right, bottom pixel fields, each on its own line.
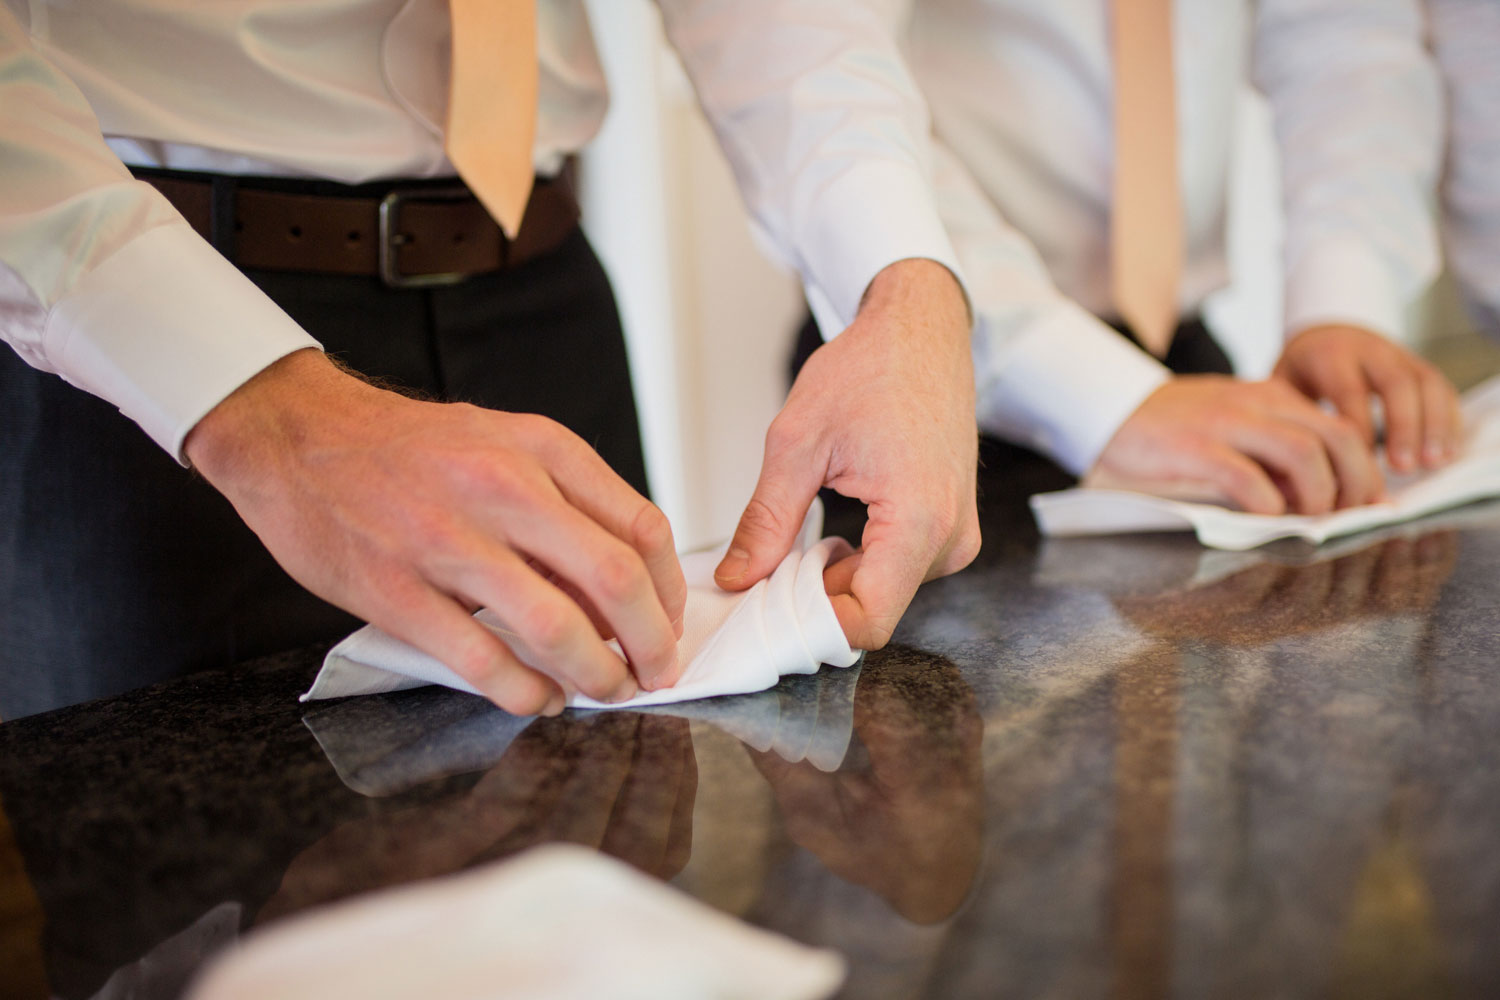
left=1031, top=374, right=1500, bottom=550
left=303, top=503, right=859, bottom=708
left=186, top=844, right=846, bottom=1000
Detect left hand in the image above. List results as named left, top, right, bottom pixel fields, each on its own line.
left=1272, top=325, right=1462, bottom=475
left=713, top=259, right=981, bottom=650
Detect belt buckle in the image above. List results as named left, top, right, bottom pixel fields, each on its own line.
left=378, top=185, right=477, bottom=289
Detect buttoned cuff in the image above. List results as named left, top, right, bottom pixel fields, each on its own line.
left=800, top=160, right=969, bottom=339
left=974, top=302, right=1171, bottom=475
left=1284, top=237, right=1408, bottom=345
left=44, top=222, right=322, bottom=462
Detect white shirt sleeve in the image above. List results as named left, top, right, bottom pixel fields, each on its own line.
left=1429, top=0, right=1500, bottom=339
left=0, top=6, right=320, bottom=462
left=931, top=142, right=1170, bottom=475
left=1253, top=0, right=1444, bottom=345
left=655, top=0, right=967, bottom=338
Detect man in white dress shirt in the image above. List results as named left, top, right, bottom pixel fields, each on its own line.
left=900, top=0, right=1462, bottom=515
left=1429, top=0, right=1500, bottom=339
left=0, top=1, right=981, bottom=718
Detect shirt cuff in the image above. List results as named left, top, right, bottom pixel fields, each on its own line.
left=974, top=302, right=1171, bottom=475
left=44, top=223, right=322, bottom=462
left=1283, top=237, right=1408, bottom=345
left=800, top=160, right=969, bottom=339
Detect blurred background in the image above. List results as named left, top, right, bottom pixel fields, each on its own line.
left=575, top=1, right=1499, bottom=551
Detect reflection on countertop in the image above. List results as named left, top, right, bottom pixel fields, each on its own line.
left=3, top=468, right=1500, bottom=999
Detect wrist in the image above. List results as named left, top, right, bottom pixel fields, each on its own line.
left=858, top=258, right=972, bottom=338
left=184, top=347, right=345, bottom=483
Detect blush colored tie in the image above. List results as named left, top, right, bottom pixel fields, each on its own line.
left=1109, top=0, right=1183, bottom=358
left=446, top=0, right=538, bottom=238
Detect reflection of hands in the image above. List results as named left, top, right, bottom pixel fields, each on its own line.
left=1273, top=325, right=1462, bottom=475
left=1086, top=375, right=1383, bottom=514
left=258, top=713, right=696, bottom=924
left=749, top=653, right=984, bottom=923
left=1114, top=532, right=1458, bottom=643
left=186, top=349, right=687, bottom=715
left=714, top=259, right=981, bottom=650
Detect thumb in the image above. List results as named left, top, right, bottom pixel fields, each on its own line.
left=716, top=439, right=824, bottom=591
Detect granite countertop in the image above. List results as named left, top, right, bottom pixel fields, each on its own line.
left=3, top=450, right=1499, bottom=1000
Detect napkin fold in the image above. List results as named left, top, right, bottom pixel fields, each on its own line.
left=1031, top=374, right=1500, bottom=550
left=186, top=845, right=846, bottom=1000
left=303, top=503, right=859, bottom=707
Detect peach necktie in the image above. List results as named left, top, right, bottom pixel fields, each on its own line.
left=1109, top=0, right=1183, bottom=358
left=446, top=0, right=538, bottom=238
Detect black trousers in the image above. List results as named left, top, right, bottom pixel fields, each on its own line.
left=0, top=226, right=646, bottom=720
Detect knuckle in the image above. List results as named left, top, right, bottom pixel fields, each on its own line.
left=630, top=503, right=674, bottom=557
left=449, top=634, right=502, bottom=686
left=738, top=494, right=790, bottom=541
left=763, top=416, right=805, bottom=456
left=520, top=599, right=576, bottom=654
left=593, top=547, right=648, bottom=604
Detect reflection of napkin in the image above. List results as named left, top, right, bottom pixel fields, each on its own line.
left=303, top=504, right=858, bottom=708
left=1031, top=374, right=1500, bottom=550
left=187, top=845, right=845, bottom=1000
left=304, top=661, right=863, bottom=798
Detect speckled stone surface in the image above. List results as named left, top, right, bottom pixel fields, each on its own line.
left=3, top=453, right=1500, bottom=1000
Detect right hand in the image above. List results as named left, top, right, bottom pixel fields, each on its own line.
left=1083, top=375, right=1385, bottom=515
left=185, top=349, right=687, bottom=715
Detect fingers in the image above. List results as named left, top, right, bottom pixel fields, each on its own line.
left=373, top=575, right=566, bottom=716
left=826, top=504, right=939, bottom=649
left=529, top=421, right=688, bottom=635
left=716, top=421, right=825, bottom=592
left=1228, top=417, right=1339, bottom=514
left=1177, top=440, right=1289, bottom=516
left=503, top=500, right=681, bottom=692
left=1363, top=353, right=1423, bottom=474
left=1264, top=384, right=1385, bottom=508
left=1417, top=364, right=1463, bottom=467
left=442, top=540, right=645, bottom=703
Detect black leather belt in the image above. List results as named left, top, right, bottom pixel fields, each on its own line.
left=133, top=168, right=580, bottom=288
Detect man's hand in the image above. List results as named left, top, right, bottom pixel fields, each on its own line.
left=714, top=259, right=980, bottom=649
left=1273, top=325, right=1462, bottom=474
left=1085, top=375, right=1385, bottom=514
left=185, top=349, right=686, bottom=715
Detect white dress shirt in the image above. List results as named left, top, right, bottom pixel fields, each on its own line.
left=1428, top=0, right=1500, bottom=339
left=902, top=0, right=1443, bottom=474
left=0, top=0, right=962, bottom=460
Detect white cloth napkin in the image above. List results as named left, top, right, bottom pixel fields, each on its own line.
left=1031, top=374, right=1500, bottom=550
left=186, top=844, right=846, bottom=1000
left=303, top=503, right=859, bottom=708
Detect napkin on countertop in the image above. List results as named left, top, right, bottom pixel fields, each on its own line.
left=186, top=844, right=845, bottom=1000
left=1031, top=374, right=1500, bottom=550
left=303, top=503, right=860, bottom=708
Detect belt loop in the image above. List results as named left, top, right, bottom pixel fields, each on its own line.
left=209, top=176, right=238, bottom=259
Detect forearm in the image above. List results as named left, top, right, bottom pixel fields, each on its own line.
left=1254, top=0, right=1443, bottom=343
left=0, top=5, right=318, bottom=459
left=657, top=0, right=966, bottom=337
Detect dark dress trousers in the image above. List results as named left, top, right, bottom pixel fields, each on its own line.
left=0, top=182, right=646, bottom=720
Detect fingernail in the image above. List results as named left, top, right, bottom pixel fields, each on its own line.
left=605, top=676, right=639, bottom=704
left=716, top=547, right=749, bottom=584
left=642, top=651, right=681, bottom=692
